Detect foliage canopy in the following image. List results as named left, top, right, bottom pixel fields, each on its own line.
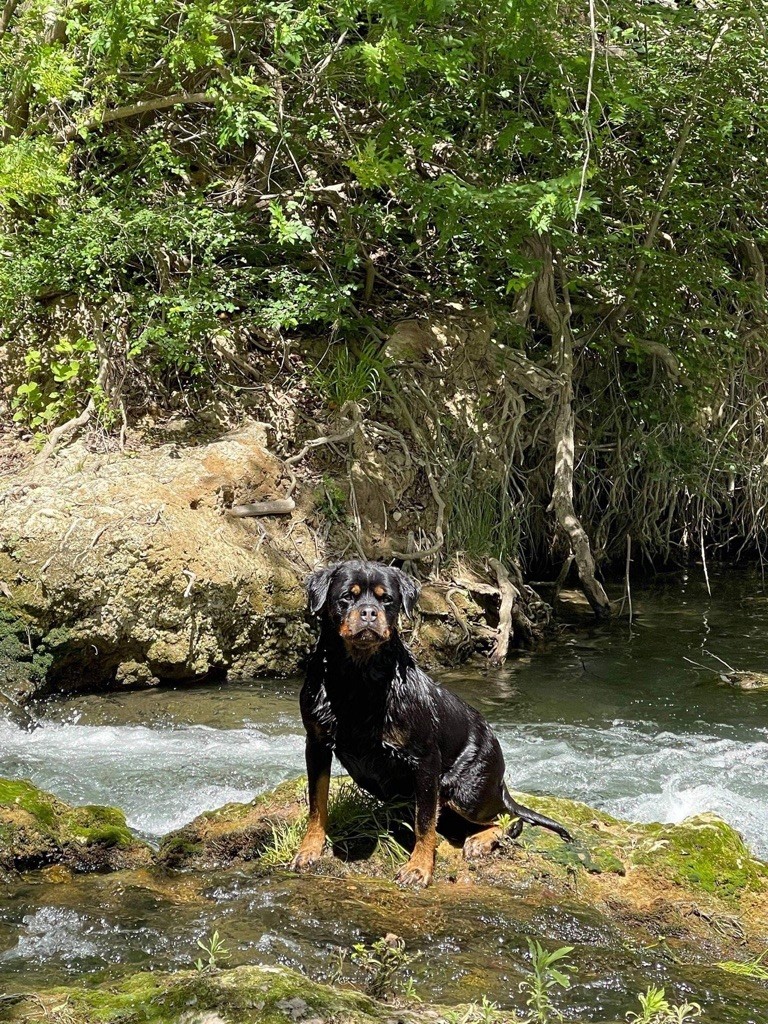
left=1, top=0, right=768, bottom=567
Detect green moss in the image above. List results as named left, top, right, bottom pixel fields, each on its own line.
left=62, top=806, right=135, bottom=848
left=540, top=837, right=625, bottom=876
left=30, top=966, right=398, bottom=1024
left=0, top=605, right=43, bottom=686
left=634, top=814, right=768, bottom=902
left=509, top=790, right=622, bottom=831
left=0, top=779, right=57, bottom=827
left=518, top=793, right=768, bottom=901
left=156, top=833, right=203, bottom=864
left=0, top=777, right=149, bottom=872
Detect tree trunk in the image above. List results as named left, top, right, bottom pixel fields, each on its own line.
left=530, top=234, right=611, bottom=618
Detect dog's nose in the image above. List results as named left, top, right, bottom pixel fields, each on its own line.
left=358, top=605, right=379, bottom=625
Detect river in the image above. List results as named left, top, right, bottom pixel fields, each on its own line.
left=1, top=567, right=767, bottom=1020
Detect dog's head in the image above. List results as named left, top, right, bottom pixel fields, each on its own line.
left=306, top=560, right=420, bottom=657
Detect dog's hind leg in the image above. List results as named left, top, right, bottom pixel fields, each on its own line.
left=462, top=787, right=571, bottom=859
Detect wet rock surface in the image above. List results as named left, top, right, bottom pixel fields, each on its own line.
left=158, top=776, right=768, bottom=961
left=0, top=777, right=152, bottom=873
left=2, top=775, right=768, bottom=1022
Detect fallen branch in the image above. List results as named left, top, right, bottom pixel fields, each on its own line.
left=283, top=423, right=358, bottom=496
left=228, top=498, right=296, bottom=517
left=61, top=91, right=215, bottom=140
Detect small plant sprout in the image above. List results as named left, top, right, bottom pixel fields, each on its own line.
left=626, top=986, right=702, bottom=1024
left=349, top=932, right=420, bottom=1000
left=445, top=995, right=502, bottom=1023
left=519, top=940, right=576, bottom=1023
left=195, top=930, right=231, bottom=973
left=494, top=811, right=521, bottom=853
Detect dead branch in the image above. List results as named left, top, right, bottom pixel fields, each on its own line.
left=60, top=92, right=215, bottom=140
left=615, top=336, right=681, bottom=380
left=489, top=558, right=515, bottom=666
left=34, top=397, right=95, bottom=466
left=228, top=498, right=295, bottom=517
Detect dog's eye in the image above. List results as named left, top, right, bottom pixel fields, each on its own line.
left=380, top=594, right=392, bottom=605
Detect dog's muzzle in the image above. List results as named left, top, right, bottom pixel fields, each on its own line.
left=339, top=605, right=391, bottom=645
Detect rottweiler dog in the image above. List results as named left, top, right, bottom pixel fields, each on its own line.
left=291, top=560, right=572, bottom=887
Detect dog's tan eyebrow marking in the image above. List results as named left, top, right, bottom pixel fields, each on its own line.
left=350, top=584, right=361, bottom=596
left=373, top=585, right=386, bottom=597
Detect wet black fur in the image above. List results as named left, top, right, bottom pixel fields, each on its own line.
left=299, top=560, right=573, bottom=847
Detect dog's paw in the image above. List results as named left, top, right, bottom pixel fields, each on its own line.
left=394, top=862, right=433, bottom=888
left=289, top=846, right=322, bottom=872
left=463, top=826, right=502, bottom=861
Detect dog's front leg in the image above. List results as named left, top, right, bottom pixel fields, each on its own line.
left=395, top=752, right=440, bottom=888
left=290, top=735, right=332, bottom=872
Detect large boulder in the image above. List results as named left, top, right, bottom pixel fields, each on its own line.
left=0, top=423, right=313, bottom=698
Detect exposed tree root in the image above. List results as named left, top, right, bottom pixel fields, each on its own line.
left=530, top=235, right=611, bottom=618
left=33, top=397, right=95, bottom=467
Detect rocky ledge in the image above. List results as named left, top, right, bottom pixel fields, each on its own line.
left=158, top=776, right=767, bottom=960
left=4, top=772, right=765, bottom=963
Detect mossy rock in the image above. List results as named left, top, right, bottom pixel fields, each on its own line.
left=159, top=776, right=768, bottom=955
left=160, top=778, right=767, bottom=905
left=0, top=604, right=49, bottom=695
left=158, top=778, right=304, bottom=868
left=0, top=777, right=152, bottom=873
left=0, top=963, right=522, bottom=1024
left=631, top=812, right=767, bottom=900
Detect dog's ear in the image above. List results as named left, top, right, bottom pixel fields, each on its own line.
left=306, top=564, right=338, bottom=616
left=391, top=568, right=421, bottom=620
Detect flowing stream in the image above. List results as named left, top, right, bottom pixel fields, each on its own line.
left=1, top=568, right=768, bottom=1020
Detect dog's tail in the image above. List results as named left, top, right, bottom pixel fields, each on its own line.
left=502, top=786, right=573, bottom=843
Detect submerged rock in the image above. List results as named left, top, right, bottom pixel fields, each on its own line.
left=0, top=777, right=152, bottom=873
left=0, top=963, right=522, bottom=1024
left=721, top=669, right=768, bottom=691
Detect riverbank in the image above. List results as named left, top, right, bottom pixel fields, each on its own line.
left=0, top=402, right=559, bottom=701
left=1, top=772, right=767, bottom=1023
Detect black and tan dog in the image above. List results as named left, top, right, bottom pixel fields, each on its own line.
left=291, top=560, right=572, bottom=886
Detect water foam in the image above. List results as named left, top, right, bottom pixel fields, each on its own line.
left=0, top=908, right=102, bottom=964
left=0, top=717, right=305, bottom=839
left=1, top=712, right=766, bottom=856
left=496, top=721, right=768, bottom=856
